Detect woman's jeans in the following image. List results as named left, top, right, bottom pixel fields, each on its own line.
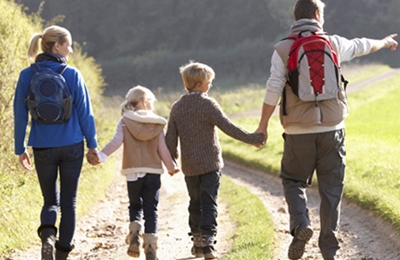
left=33, top=141, right=84, bottom=249
left=127, top=173, right=161, bottom=234
left=184, top=169, right=221, bottom=236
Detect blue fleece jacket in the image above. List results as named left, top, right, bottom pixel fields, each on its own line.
left=14, top=60, right=98, bottom=155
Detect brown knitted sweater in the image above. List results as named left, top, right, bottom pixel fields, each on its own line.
left=165, top=92, right=265, bottom=176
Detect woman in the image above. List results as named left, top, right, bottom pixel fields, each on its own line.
left=13, top=25, right=98, bottom=260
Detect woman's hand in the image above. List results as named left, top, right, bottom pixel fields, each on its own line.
left=19, top=152, right=32, bottom=170
left=86, top=148, right=100, bottom=165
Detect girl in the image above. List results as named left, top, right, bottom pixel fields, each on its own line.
left=13, top=25, right=98, bottom=260
left=93, top=86, right=179, bottom=260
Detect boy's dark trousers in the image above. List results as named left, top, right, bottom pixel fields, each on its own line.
left=184, top=169, right=221, bottom=236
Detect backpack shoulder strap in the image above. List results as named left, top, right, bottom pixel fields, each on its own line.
left=30, top=63, right=42, bottom=74
left=56, top=63, right=68, bottom=74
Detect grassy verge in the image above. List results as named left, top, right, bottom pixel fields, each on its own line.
left=220, top=176, right=275, bottom=259
left=344, top=74, right=400, bottom=230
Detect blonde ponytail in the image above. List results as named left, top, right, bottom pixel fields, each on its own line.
left=27, top=34, right=42, bottom=61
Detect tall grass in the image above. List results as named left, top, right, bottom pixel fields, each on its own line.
left=0, top=0, right=44, bottom=254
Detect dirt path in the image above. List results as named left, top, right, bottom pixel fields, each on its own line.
left=7, top=68, right=400, bottom=260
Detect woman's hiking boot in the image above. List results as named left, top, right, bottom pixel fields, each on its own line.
left=143, top=233, right=158, bottom=260
left=38, top=225, right=57, bottom=260
left=125, top=220, right=143, bottom=257
left=202, top=235, right=219, bottom=259
left=55, top=243, right=73, bottom=260
left=288, top=224, right=313, bottom=259
left=189, top=233, right=203, bottom=257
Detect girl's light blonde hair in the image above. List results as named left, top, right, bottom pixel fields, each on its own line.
left=120, top=85, right=156, bottom=115
left=179, top=60, right=215, bottom=92
left=27, top=25, right=72, bottom=61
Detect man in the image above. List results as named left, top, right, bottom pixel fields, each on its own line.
left=255, top=0, right=397, bottom=259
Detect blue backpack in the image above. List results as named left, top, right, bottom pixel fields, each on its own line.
left=26, top=63, right=72, bottom=124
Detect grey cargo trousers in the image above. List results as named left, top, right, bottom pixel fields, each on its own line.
left=280, top=129, right=346, bottom=259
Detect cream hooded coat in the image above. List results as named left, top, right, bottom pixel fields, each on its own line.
left=120, top=110, right=167, bottom=176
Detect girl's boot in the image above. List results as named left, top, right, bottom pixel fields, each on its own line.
left=143, top=233, right=158, bottom=260
left=38, top=225, right=57, bottom=260
left=125, top=220, right=143, bottom=257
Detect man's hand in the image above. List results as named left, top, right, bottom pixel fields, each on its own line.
left=384, top=34, right=398, bottom=51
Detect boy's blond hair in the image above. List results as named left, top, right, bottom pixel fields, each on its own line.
left=179, top=61, right=215, bottom=92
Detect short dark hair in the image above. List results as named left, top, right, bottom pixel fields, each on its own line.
left=294, top=0, right=325, bottom=21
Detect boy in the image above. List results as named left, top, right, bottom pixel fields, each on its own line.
left=165, top=61, right=265, bottom=259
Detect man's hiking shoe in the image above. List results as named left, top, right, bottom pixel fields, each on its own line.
left=288, top=225, right=313, bottom=259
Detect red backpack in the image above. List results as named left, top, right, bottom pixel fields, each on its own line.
left=283, top=30, right=348, bottom=115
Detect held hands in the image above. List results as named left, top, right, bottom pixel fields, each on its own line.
left=86, top=148, right=100, bottom=166
left=253, top=128, right=268, bottom=148
left=168, top=167, right=180, bottom=176
left=254, top=134, right=267, bottom=148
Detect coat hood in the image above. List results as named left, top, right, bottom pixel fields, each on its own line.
left=122, top=110, right=166, bottom=141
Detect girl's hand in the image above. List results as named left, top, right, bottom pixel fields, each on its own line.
left=168, top=168, right=180, bottom=176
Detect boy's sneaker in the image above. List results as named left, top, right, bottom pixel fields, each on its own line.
left=191, top=245, right=204, bottom=257
left=203, top=245, right=219, bottom=259
left=288, top=224, right=313, bottom=260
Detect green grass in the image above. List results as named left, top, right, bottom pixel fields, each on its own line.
left=344, top=74, right=400, bottom=229
left=342, top=63, right=391, bottom=84
left=220, top=176, right=275, bottom=259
